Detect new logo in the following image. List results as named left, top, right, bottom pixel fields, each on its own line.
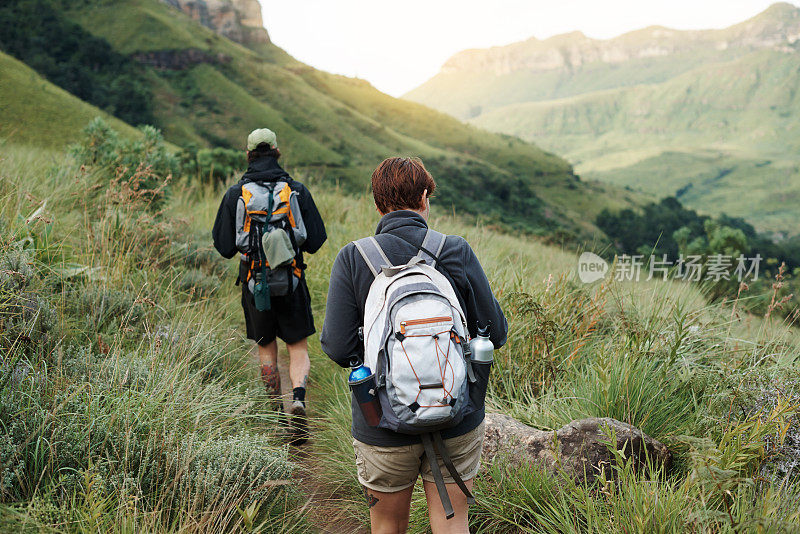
left=577, top=252, right=609, bottom=283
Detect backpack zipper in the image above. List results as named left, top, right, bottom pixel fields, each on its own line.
left=400, top=316, right=452, bottom=334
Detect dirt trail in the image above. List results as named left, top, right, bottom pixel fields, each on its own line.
left=277, top=353, right=368, bottom=534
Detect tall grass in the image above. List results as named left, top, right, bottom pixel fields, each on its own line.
left=3, top=123, right=800, bottom=532
left=295, top=167, right=800, bottom=531
left=0, top=137, right=310, bottom=532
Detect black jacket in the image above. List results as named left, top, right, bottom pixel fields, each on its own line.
left=321, top=210, right=507, bottom=446
left=212, top=157, right=327, bottom=266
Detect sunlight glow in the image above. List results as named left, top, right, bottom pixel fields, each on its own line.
left=260, top=0, right=794, bottom=96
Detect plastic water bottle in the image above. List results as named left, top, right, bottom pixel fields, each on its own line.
left=469, top=323, right=494, bottom=363
left=348, top=359, right=382, bottom=426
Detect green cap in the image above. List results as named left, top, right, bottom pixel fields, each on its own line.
left=247, top=128, right=277, bottom=151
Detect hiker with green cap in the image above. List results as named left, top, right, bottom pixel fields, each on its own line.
left=212, top=128, right=327, bottom=444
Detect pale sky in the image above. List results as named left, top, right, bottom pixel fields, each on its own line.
left=260, top=0, right=795, bottom=97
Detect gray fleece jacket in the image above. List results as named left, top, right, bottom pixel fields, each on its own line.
left=321, top=210, right=507, bottom=446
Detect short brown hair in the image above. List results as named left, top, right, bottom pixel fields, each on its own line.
left=371, top=157, right=436, bottom=214
left=247, top=143, right=281, bottom=162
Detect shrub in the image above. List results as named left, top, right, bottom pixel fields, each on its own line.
left=66, top=285, right=149, bottom=335
left=70, top=118, right=176, bottom=212
left=178, top=268, right=219, bottom=297
left=171, top=237, right=229, bottom=275
left=0, top=241, right=56, bottom=357
left=179, top=432, right=292, bottom=510
left=179, top=145, right=246, bottom=183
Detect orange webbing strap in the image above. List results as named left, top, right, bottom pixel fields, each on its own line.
left=246, top=259, right=255, bottom=282
left=247, top=255, right=275, bottom=283
left=242, top=188, right=254, bottom=233
left=292, top=259, right=302, bottom=278
left=241, top=187, right=253, bottom=206
left=279, top=184, right=297, bottom=228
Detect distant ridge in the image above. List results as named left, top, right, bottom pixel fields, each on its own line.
left=407, top=2, right=800, bottom=117
left=405, top=3, right=800, bottom=233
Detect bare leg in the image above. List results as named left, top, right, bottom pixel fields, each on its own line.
left=256, top=340, right=280, bottom=397
left=285, top=337, right=310, bottom=390
left=257, top=339, right=278, bottom=367
left=363, top=485, right=414, bottom=534
left=423, top=479, right=473, bottom=534
left=285, top=338, right=310, bottom=444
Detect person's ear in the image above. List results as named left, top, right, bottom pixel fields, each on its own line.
left=420, top=188, right=428, bottom=210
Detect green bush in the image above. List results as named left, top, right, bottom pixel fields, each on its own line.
left=178, top=145, right=246, bottom=183
left=67, top=285, right=148, bottom=335
left=0, top=241, right=57, bottom=358
left=70, top=118, right=177, bottom=212
left=179, top=431, right=292, bottom=508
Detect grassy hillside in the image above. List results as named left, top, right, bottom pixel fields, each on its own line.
left=470, top=49, right=800, bottom=232
left=405, top=43, right=748, bottom=122
left=2, top=130, right=799, bottom=531
left=0, top=52, right=140, bottom=146
left=406, top=3, right=800, bottom=234
left=0, top=139, right=309, bottom=531
left=0, top=0, right=636, bottom=238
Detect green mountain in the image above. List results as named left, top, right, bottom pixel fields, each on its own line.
left=0, top=0, right=641, bottom=238
left=406, top=3, right=800, bottom=234
left=0, top=52, right=141, bottom=146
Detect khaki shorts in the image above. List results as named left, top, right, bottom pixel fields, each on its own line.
left=353, top=421, right=485, bottom=493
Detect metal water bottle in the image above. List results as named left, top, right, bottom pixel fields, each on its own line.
left=469, top=323, right=494, bottom=363
left=348, top=358, right=382, bottom=426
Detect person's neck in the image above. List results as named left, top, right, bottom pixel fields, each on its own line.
left=381, top=208, right=427, bottom=221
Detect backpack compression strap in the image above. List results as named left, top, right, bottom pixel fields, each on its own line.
left=353, top=236, right=391, bottom=277
left=433, top=431, right=476, bottom=506
left=420, top=431, right=476, bottom=520
left=415, top=230, right=447, bottom=268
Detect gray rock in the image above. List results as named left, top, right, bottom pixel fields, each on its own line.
left=482, top=413, right=671, bottom=484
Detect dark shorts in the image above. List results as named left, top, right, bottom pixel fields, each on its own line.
left=241, top=276, right=316, bottom=345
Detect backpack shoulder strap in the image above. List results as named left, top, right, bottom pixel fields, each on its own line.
left=353, top=236, right=391, bottom=278
left=415, top=229, right=447, bottom=267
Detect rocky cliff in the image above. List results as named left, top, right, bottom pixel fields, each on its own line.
left=161, top=0, right=269, bottom=45
left=440, top=2, right=800, bottom=76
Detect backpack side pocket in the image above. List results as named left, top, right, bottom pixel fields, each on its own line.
left=468, top=360, right=492, bottom=412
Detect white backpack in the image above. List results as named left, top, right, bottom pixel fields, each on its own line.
left=355, top=229, right=473, bottom=433
left=353, top=229, right=477, bottom=518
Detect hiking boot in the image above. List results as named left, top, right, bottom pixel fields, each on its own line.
left=288, top=399, right=309, bottom=445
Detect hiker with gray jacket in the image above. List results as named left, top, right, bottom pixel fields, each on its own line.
left=321, top=157, right=507, bottom=533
